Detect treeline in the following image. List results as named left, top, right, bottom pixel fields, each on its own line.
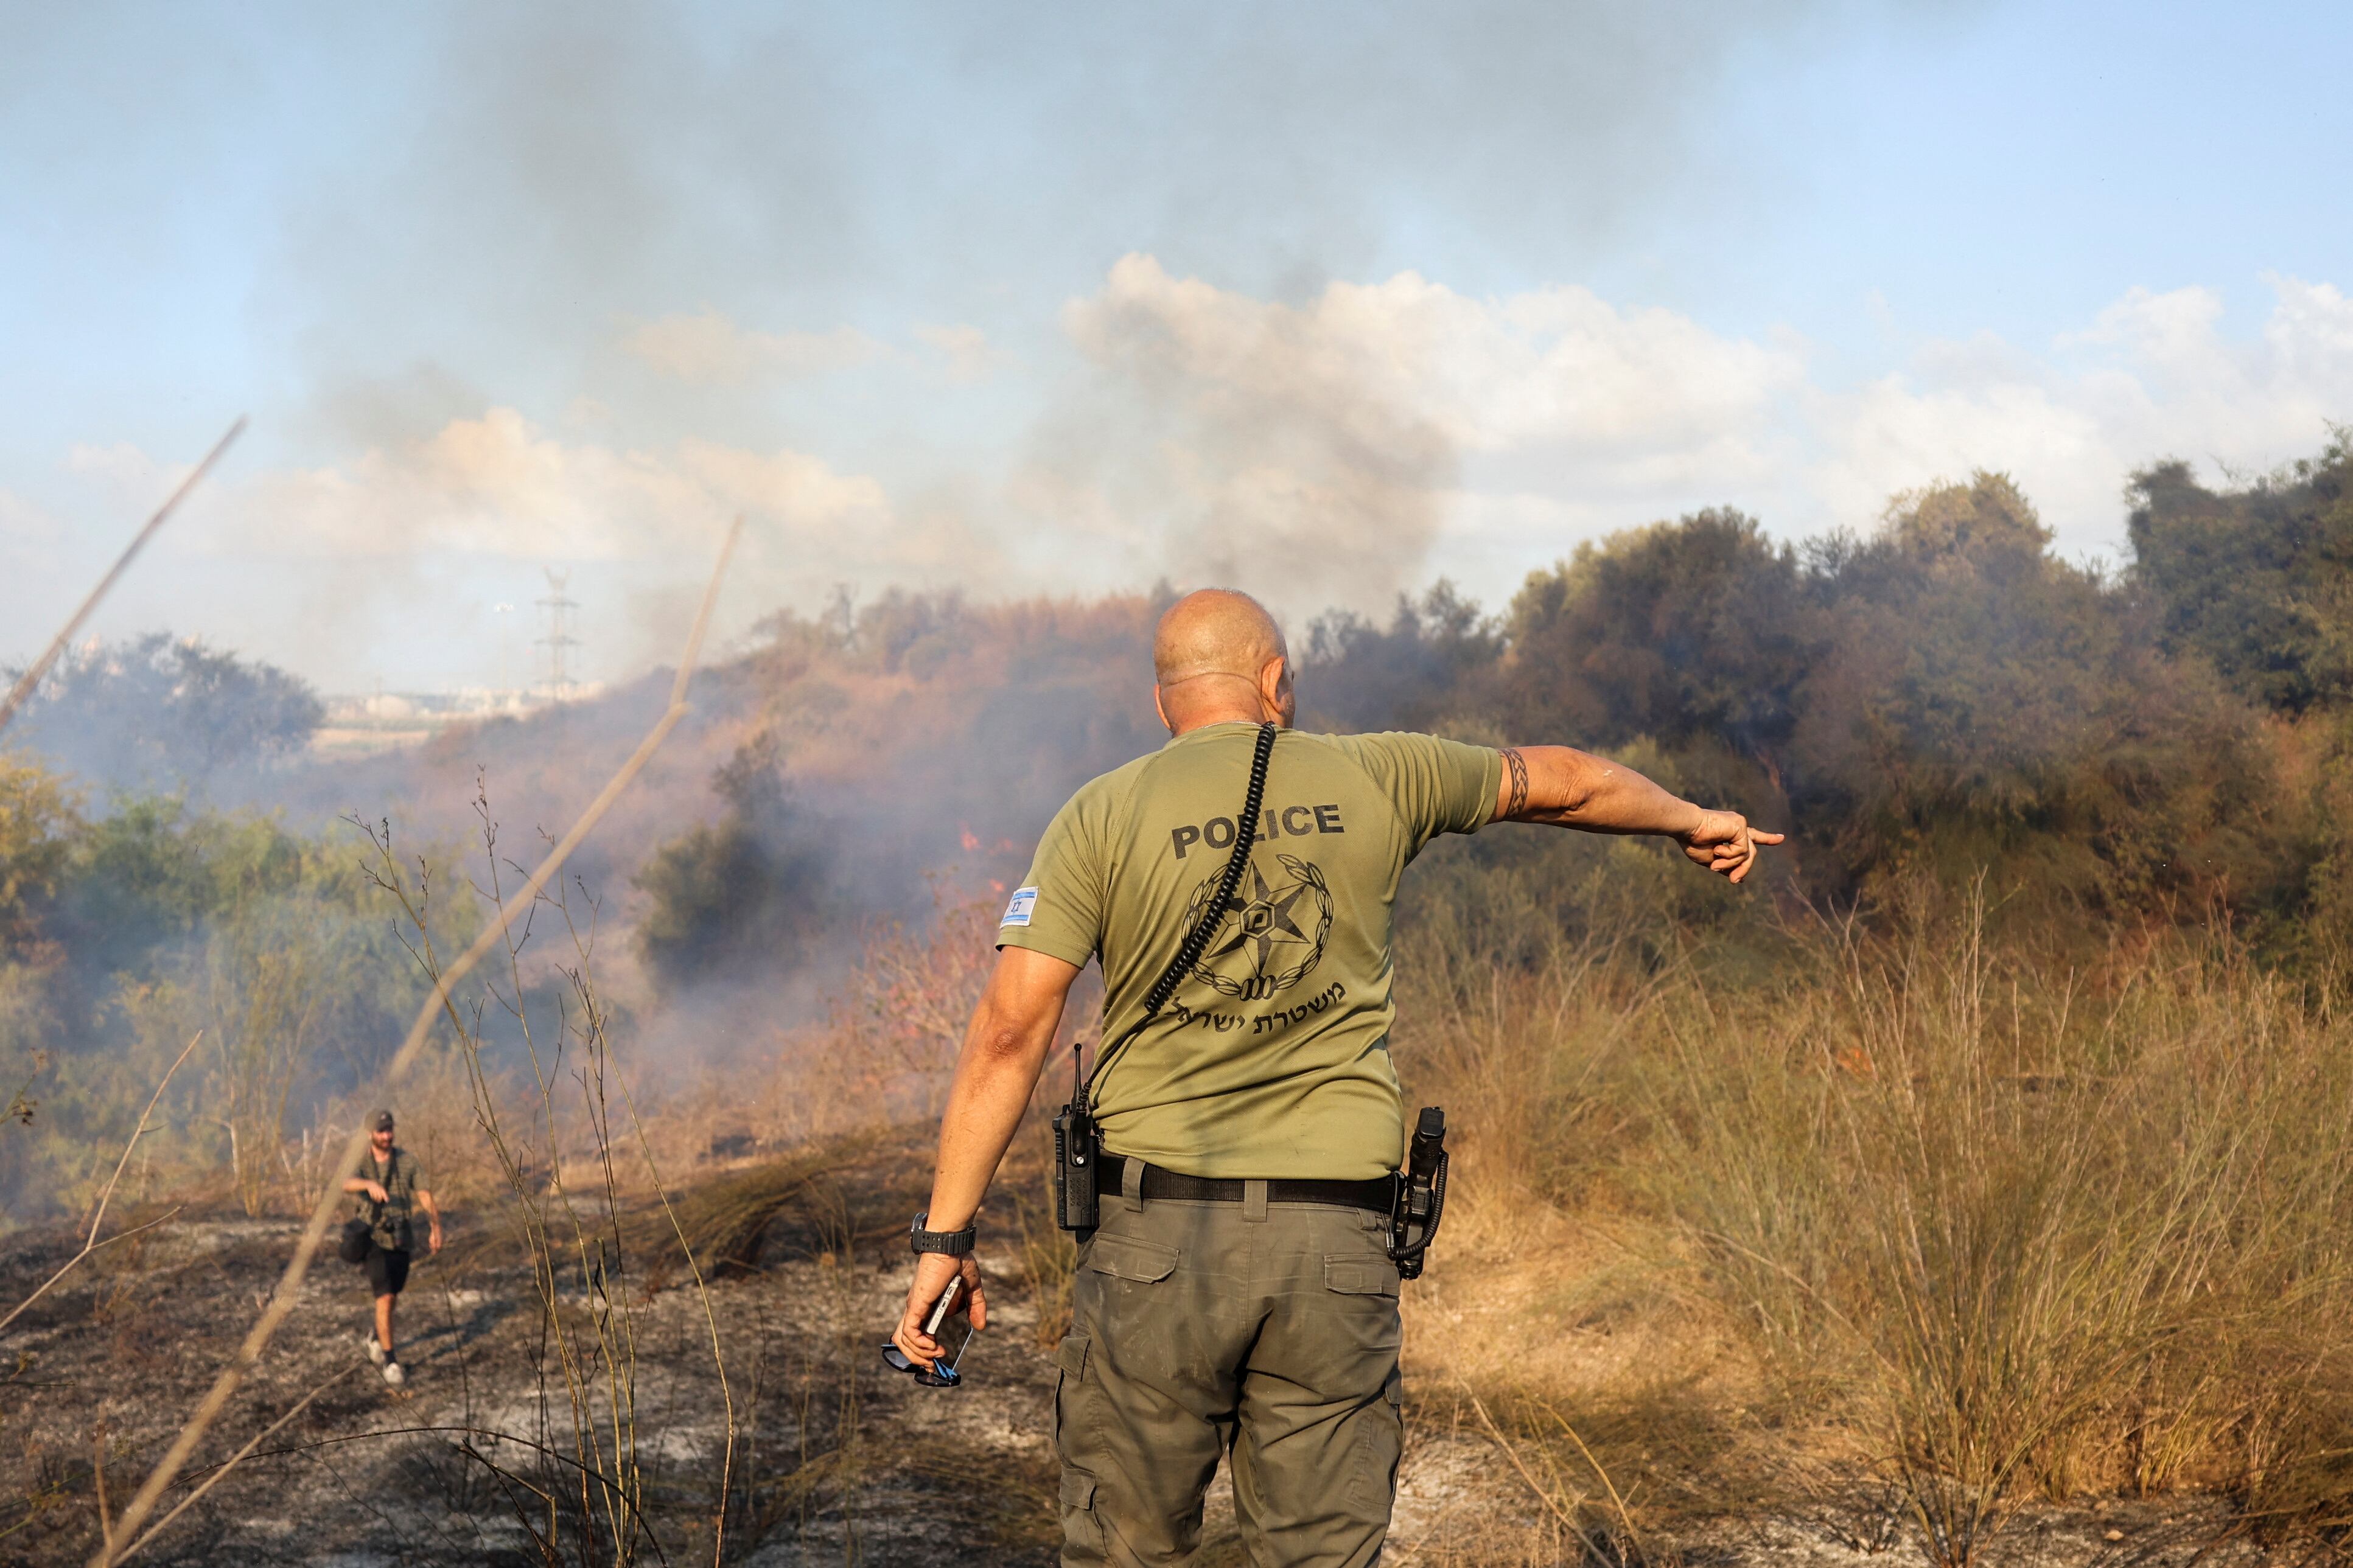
left=0, top=635, right=409, bottom=1218
left=2, top=633, right=323, bottom=799
left=1308, top=436, right=2353, bottom=960
left=621, top=434, right=2352, bottom=992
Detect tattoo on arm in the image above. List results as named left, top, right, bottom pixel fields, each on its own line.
left=1501, top=748, right=1530, bottom=819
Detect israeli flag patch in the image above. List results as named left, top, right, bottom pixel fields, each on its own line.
left=1000, top=886, right=1038, bottom=928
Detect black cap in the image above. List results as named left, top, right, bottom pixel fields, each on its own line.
left=370, top=1110, right=396, bottom=1132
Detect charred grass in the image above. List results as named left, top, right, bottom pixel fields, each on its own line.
left=0, top=1138, right=1061, bottom=1567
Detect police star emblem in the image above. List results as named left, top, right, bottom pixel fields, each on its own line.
left=1185, top=853, right=1334, bottom=1000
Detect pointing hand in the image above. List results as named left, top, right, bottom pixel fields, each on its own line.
left=1681, top=810, right=1785, bottom=884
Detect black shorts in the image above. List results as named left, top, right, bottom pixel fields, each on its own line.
left=365, top=1246, right=411, bottom=1298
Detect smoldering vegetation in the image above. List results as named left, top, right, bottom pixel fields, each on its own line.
left=0, top=588, right=1170, bottom=1223
left=2, top=434, right=2352, bottom=1564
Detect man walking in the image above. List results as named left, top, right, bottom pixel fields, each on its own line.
left=893, top=588, right=1779, bottom=1564
left=343, top=1109, right=441, bottom=1388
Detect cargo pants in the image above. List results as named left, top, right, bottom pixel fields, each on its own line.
left=1052, top=1179, right=1404, bottom=1566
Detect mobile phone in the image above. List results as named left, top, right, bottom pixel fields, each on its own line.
left=881, top=1275, right=972, bottom=1388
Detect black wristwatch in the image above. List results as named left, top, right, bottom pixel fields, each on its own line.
left=909, top=1211, right=976, bottom=1257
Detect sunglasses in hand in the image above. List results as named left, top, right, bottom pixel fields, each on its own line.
left=881, top=1274, right=973, bottom=1389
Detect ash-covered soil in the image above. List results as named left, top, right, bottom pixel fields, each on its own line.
left=0, top=1159, right=2284, bottom=1568
left=0, top=1143, right=1076, bottom=1567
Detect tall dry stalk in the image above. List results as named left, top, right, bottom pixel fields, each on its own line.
left=95, top=518, right=741, bottom=1568
left=1391, top=871, right=2353, bottom=1562
left=0, top=419, right=242, bottom=737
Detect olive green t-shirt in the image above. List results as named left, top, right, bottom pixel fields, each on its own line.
left=352, top=1147, right=427, bottom=1252
left=999, top=723, right=1502, bottom=1180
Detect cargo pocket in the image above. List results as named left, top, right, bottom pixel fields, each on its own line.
left=1338, top=1365, right=1407, bottom=1520
left=1368, top=1375, right=1407, bottom=1514
left=1059, top=1467, right=1107, bottom=1560
left=1083, top=1233, right=1179, bottom=1283
left=1327, top=1255, right=1404, bottom=1519
left=1051, top=1332, right=1091, bottom=1463
left=1323, top=1256, right=1401, bottom=1297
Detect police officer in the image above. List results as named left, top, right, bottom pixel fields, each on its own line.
left=893, top=588, right=1780, bottom=1565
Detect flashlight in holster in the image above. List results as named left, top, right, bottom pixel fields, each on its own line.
left=1387, top=1106, right=1449, bottom=1280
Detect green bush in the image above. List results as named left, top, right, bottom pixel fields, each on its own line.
left=0, top=776, right=449, bottom=1224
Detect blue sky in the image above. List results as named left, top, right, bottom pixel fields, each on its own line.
left=3, top=1, right=2348, bottom=692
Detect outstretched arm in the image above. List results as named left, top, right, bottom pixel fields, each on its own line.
left=1497, top=745, right=1783, bottom=884
left=892, top=945, right=1083, bottom=1369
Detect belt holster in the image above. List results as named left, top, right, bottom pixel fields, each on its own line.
left=1386, top=1106, right=1450, bottom=1280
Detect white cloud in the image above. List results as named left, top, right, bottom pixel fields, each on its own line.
left=1045, top=257, right=2353, bottom=608
left=621, top=309, right=878, bottom=385
left=170, top=408, right=895, bottom=565
left=2268, top=276, right=2353, bottom=362
left=118, top=408, right=1016, bottom=666
left=1813, top=276, right=2353, bottom=553
left=915, top=323, right=999, bottom=384
left=0, top=488, right=60, bottom=545
left=1069, top=254, right=1805, bottom=465
left=49, top=409, right=1012, bottom=683
left=1042, top=253, right=1806, bottom=613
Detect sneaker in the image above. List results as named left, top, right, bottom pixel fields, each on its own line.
left=363, top=1332, right=386, bottom=1367
left=382, top=1360, right=405, bottom=1388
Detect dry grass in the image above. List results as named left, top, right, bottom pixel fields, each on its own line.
left=1394, top=881, right=2353, bottom=1565
left=640, top=1145, right=855, bottom=1282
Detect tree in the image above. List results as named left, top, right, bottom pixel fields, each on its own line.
left=4, top=633, right=323, bottom=796
left=1496, top=508, right=1817, bottom=764
left=634, top=731, right=838, bottom=989
left=1786, top=473, right=2280, bottom=911
left=2127, top=436, right=2353, bottom=714
left=1302, top=581, right=1501, bottom=734
left=0, top=759, right=80, bottom=950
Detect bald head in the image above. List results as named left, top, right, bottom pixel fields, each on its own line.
left=1154, top=589, right=1287, bottom=685
left=1152, top=589, right=1295, bottom=734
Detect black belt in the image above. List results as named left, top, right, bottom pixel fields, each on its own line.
left=1094, top=1154, right=1396, bottom=1214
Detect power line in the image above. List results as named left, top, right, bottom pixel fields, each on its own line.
left=535, top=568, right=581, bottom=703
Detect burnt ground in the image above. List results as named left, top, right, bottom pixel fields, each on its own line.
left=0, top=1148, right=2298, bottom=1568
left=0, top=1135, right=1079, bottom=1568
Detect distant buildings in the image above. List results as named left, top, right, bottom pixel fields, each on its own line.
left=311, top=685, right=604, bottom=758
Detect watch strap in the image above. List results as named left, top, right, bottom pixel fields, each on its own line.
left=909, top=1211, right=976, bottom=1256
